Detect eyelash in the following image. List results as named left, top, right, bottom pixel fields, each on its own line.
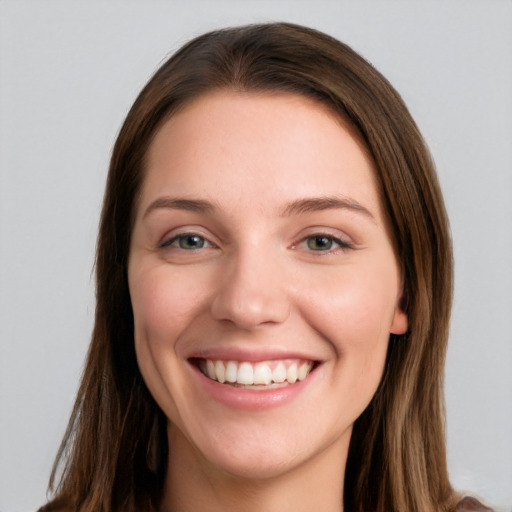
left=159, top=232, right=353, bottom=253
left=295, top=233, right=353, bottom=253
left=159, top=233, right=214, bottom=250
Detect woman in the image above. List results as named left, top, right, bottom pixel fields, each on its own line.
left=39, top=23, right=491, bottom=512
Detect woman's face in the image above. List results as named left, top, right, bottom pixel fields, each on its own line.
left=128, top=91, right=407, bottom=480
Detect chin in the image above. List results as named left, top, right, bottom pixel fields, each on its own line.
left=202, top=444, right=308, bottom=481
left=168, top=412, right=350, bottom=483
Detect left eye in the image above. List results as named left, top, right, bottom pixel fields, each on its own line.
left=303, top=234, right=351, bottom=252
left=162, top=233, right=211, bottom=250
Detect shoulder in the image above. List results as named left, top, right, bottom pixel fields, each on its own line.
left=456, top=496, right=494, bottom=511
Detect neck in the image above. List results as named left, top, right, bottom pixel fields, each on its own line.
left=159, top=425, right=348, bottom=512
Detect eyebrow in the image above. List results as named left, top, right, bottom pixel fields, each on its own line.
left=281, top=196, right=376, bottom=221
left=143, top=194, right=375, bottom=222
left=143, top=197, right=216, bottom=219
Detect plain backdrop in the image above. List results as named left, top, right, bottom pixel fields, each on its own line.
left=1, top=1, right=511, bottom=511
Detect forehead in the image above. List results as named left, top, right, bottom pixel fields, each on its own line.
left=140, top=91, right=382, bottom=219
left=148, top=90, right=371, bottom=164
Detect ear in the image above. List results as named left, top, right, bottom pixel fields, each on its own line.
left=390, top=305, right=408, bottom=335
left=390, top=278, right=408, bottom=335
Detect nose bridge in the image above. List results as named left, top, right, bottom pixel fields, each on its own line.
left=210, top=243, right=290, bottom=329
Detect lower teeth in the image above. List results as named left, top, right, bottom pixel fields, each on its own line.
left=225, top=381, right=290, bottom=390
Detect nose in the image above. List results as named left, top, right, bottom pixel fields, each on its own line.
left=210, top=249, right=291, bottom=329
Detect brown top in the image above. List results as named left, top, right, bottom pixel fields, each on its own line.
left=38, top=496, right=495, bottom=512
left=456, top=496, right=494, bottom=511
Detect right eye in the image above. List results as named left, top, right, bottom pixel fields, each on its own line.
left=160, top=233, right=213, bottom=250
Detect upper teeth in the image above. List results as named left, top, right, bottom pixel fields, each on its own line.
left=201, top=359, right=313, bottom=386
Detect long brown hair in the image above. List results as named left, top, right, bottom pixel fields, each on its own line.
left=40, top=22, right=456, bottom=512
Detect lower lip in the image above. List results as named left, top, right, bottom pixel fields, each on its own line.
left=190, top=363, right=318, bottom=411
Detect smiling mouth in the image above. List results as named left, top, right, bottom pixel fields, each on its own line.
left=191, top=358, right=317, bottom=388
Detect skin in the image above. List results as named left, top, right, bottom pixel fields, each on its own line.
left=128, top=91, right=408, bottom=512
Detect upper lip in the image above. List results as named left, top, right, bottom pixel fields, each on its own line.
left=186, top=347, right=321, bottom=363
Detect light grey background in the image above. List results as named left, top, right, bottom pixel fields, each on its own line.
left=1, top=1, right=511, bottom=511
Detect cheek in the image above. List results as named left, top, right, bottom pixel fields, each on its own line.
left=129, top=266, right=210, bottom=419
left=298, top=262, right=399, bottom=402
left=305, top=269, right=398, bottom=347
left=290, top=265, right=398, bottom=428
left=130, top=267, right=207, bottom=346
